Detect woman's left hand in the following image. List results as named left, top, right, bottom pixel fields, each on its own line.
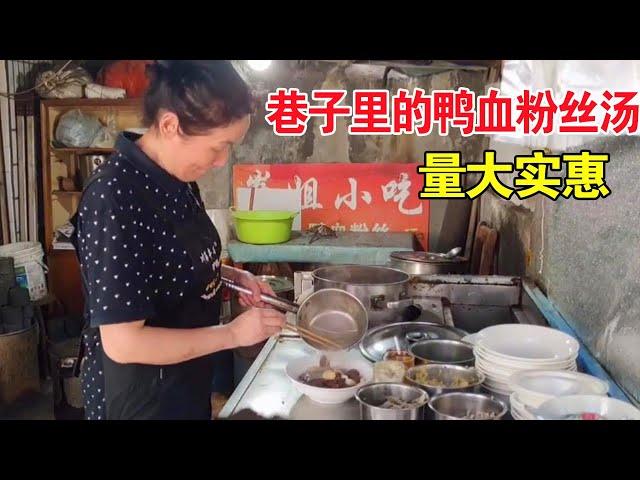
left=237, top=272, right=275, bottom=308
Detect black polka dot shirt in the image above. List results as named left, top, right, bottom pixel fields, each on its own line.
left=77, top=132, right=205, bottom=419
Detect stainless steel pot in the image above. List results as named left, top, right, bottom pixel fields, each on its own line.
left=405, top=364, right=485, bottom=397
left=311, top=265, right=411, bottom=328
left=409, top=339, right=475, bottom=367
left=356, top=382, right=428, bottom=420
left=389, top=251, right=468, bottom=276
left=224, top=277, right=368, bottom=351
left=428, top=392, right=508, bottom=420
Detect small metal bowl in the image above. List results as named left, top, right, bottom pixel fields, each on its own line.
left=356, top=383, right=429, bottom=420
left=405, top=364, right=485, bottom=397
left=428, top=392, right=508, bottom=420
left=409, top=339, right=475, bottom=366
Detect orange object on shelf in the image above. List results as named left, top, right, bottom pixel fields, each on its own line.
left=97, top=60, right=154, bottom=98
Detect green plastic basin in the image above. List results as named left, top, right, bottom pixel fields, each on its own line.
left=230, top=208, right=298, bottom=245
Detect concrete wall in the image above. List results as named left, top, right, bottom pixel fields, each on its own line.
left=480, top=137, right=640, bottom=404
left=197, top=61, right=489, bottom=252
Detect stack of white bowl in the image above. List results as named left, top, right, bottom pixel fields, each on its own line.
left=509, top=370, right=609, bottom=420
left=464, top=324, right=580, bottom=401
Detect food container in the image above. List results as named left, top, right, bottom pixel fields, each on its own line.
left=429, top=392, right=508, bottom=420
left=373, top=360, right=406, bottom=383
left=230, top=208, right=298, bottom=245
left=409, top=339, right=475, bottom=366
left=405, top=364, right=485, bottom=397
left=383, top=349, right=415, bottom=370
left=285, top=351, right=373, bottom=404
left=356, top=383, right=429, bottom=420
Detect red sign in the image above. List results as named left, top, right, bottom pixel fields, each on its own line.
left=233, top=163, right=429, bottom=249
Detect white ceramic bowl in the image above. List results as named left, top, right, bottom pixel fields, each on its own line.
left=285, top=351, right=373, bottom=404
left=510, top=393, right=536, bottom=420
left=473, top=324, right=579, bottom=362
left=532, top=395, right=640, bottom=420
left=510, top=370, right=609, bottom=408
left=475, top=345, right=578, bottom=368
left=475, top=354, right=576, bottom=379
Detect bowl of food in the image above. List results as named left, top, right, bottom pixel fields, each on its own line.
left=428, top=392, right=508, bottom=420
left=409, top=339, right=475, bottom=366
left=383, top=349, right=415, bottom=369
left=405, top=364, right=485, bottom=397
left=285, top=352, right=373, bottom=404
left=356, top=383, right=429, bottom=420
left=373, top=360, right=407, bottom=383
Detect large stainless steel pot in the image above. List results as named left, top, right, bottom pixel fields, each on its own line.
left=311, top=265, right=411, bottom=328
left=409, top=339, right=475, bottom=367
left=389, top=251, right=468, bottom=276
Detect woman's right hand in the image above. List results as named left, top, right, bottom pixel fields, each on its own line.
left=228, top=307, right=286, bottom=347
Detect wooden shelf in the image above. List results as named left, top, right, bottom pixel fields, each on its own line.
left=47, top=248, right=77, bottom=256
left=51, top=146, right=115, bottom=154
left=41, top=97, right=144, bottom=317
left=41, top=98, right=143, bottom=108
left=52, top=190, right=82, bottom=196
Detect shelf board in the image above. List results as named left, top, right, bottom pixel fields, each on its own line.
left=47, top=248, right=77, bottom=256
left=41, top=98, right=143, bottom=108
left=52, top=190, right=82, bottom=196
left=51, top=146, right=115, bottom=154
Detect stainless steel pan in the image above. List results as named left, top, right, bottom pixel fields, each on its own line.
left=222, top=278, right=368, bottom=351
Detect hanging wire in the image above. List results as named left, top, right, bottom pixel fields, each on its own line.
left=0, top=60, right=74, bottom=98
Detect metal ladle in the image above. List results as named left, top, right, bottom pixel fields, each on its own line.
left=222, top=277, right=368, bottom=351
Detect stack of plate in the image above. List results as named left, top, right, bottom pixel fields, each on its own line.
left=464, top=324, right=580, bottom=399
left=509, top=370, right=609, bottom=420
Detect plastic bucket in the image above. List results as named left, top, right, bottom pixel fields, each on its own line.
left=0, top=242, right=48, bottom=301
left=230, top=208, right=298, bottom=245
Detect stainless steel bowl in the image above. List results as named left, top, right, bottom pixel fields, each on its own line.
left=356, top=383, right=429, bottom=420
left=409, top=339, right=475, bottom=366
left=429, top=392, right=508, bottom=420
left=405, top=364, right=485, bottom=397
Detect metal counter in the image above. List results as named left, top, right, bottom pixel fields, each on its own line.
left=218, top=274, right=631, bottom=418
left=219, top=330, right=361, bottom=420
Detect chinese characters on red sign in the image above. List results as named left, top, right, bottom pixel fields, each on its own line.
left=419, top=150, right=611, bottom=201
left=265, top=88, right=639, bottom=136
left=233, top=164, right=429, bottom=249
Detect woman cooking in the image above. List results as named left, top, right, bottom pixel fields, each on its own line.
left=71, top=60, right=286, bottom=420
